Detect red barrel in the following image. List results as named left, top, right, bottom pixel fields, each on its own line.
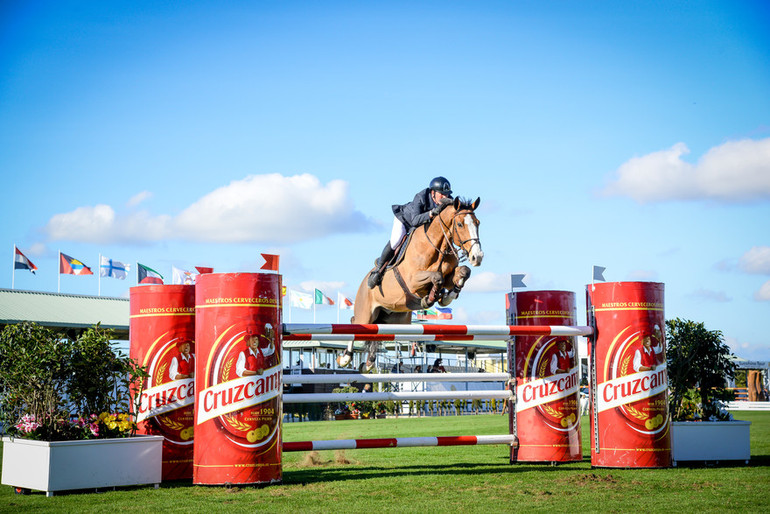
left=129, top=285, right=196, bottom=480
left=587, top=282, right=670, bottom=468
left=193, top=273, right=282, bottom=486
left=506, top=291, right=582, bottom=463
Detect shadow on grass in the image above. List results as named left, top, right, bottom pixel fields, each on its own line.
left=282, top=459, right=587, bottom=485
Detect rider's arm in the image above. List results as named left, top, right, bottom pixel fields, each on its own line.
left=399, top=189, right=434, bottom=227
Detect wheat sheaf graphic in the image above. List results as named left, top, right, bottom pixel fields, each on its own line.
left=626, top=404, right=648, bottom=422
left=543, top=403, right=564, bottom=419
left=159, top=416, right=185, bottom=431
left=224, top=414, right=253, bottom=432
left=155, top=363, right=168, bottom=384
left=223, top=358, right=233, bottom=379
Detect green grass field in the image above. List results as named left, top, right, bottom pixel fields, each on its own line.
left=2, top=412, right=769, bottom=512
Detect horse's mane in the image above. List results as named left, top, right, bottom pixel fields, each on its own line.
left=454, top=197, right=474, bottom=211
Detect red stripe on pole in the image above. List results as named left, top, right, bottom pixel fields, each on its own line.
left=422, top=325, right=468, bottom=335
left=357, top=438, right=398, bottom=448
left=436, top=436, right=478, bottom=446
left=283, top=441, right=314, bottom=452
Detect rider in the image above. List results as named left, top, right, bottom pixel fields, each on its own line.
left=367, top=176, right=453, bottom=288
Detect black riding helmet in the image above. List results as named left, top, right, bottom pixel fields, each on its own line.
left=429, top=176, right=453, bottom=198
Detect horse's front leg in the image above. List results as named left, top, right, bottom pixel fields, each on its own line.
left=439, top=265, right=471, bottom=306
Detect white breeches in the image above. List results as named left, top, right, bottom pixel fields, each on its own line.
left=390, top=217, right=407, bottom=249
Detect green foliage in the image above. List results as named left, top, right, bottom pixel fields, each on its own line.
left=0, top=322, right=147, bottom=440
left=666, top=318, right=737, bottom=421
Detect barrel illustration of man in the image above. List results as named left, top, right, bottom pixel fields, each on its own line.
left=194, top=273, right=283, bottom=486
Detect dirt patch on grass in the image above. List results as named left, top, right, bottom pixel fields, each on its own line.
left=298, top=450, right=357, bottom=467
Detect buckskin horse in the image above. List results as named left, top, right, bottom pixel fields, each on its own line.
left=338, top=197, right=483, bottom=369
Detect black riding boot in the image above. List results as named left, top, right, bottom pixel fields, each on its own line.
left=367, top=242, right=396, bottom=288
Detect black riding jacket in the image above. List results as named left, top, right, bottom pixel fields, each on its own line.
left=391, top=188, right=437, bottom=230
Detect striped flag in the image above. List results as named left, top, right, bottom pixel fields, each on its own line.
left=14, top=246, right=38, bottom=274
left=59, top=253, right=93, bottom=275
left=315, top=289, right=334, bottom=306
left=337, top=292, right=354, bottom=310
left=138, top=263, right=163, bottom=285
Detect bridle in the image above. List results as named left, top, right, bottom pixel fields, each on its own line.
left=424, top=206, right=480, bottom=264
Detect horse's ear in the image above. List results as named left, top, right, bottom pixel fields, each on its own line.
left=453, top=197, right=461, bottom=209
left=472, top=197, right=481, bottom=210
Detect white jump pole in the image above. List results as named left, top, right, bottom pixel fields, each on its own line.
left=283, top=390, right=513, bottom=404
left=283, top=372, right=510, bottom=384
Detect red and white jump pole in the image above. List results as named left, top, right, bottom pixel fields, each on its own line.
left=283, top=372, right=509, bottom=384
left=284, top=390, right=512, bottom=404
left=283, top=323, right=593, bottom=338
left=283, top=434, right=517, bottom=452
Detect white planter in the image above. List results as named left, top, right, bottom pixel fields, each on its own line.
left=671, top=421, right=751, bottom=466
left=2, top=435, right=163, bottom=496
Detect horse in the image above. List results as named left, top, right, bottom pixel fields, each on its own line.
left=337, top=197, right=483, bottom=369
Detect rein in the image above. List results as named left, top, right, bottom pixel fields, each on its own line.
left=425, top=208, right=479, bottom=263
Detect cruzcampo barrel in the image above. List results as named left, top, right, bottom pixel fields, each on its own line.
left=130, top=284, right=196, bottom=480
left=193, top=273, right=282, bottom=486
left=587, top=281, right=671, bottom=468
left=507, top=290, right=582, bottom=463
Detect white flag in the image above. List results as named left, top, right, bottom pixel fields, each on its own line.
left=290, top=290, right=314, bottom=309
left=337, top=292, right=354, bottom=310
left=100, top=256, right=130, bottom=280
left=172, top=265, right=195, bottom=285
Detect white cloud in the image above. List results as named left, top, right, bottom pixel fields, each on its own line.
left=451, top=306, right=503, bottom=325
left=689, top=288, right=732, bottom=303
left=127, top=191, right=152, bottom=207
left=299, top=280, right=346, bottom=293
left=754, top=280, right=770, bottom=301
left=740, top=246, right=770, bottom=275
left=44, top=174, right=375, bottom=244
left=463, top=271, right=523, bottom=293
left=626, top=269, right=659, bottom=281
left=601, top=138, right=770, bottom=203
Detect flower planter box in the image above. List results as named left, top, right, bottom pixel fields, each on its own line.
left=2, top=435, right=163, bottom=496
left=671, top=421, right=751, bottom=466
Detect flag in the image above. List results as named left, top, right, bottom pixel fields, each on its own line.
left=315, top=289, right=334, bottom=305
left=60, top=253, right=93, bottom=275
left=290, top=290, right=313, bottom=309
left=172, top=265, right=195, bottom=285
left=100, top=256, right=130, bottom=279
left=511, top=273, right=526, bottom=289
left=282, top=286, right=287, bottom=297
left=413, top=307, right=452, bottom=320
left=138, top=263, right=164, bottom=285
left=260, top=253, right=279, bottom=272
left=337, top=292, right=354, bottom=309
left=14, top=246, right=37, bottom=274
left=593, top=265, right=606, bottom=282
left=195, top=266, right=214, bottom=275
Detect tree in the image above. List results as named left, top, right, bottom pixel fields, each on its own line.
left=666, top=318, right=736, bottom=421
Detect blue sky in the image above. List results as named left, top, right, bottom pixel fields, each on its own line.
left=2, top=1, right=769, bottom=359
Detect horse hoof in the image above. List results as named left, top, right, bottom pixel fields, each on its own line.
left=337, top=355, right=351, bottom=367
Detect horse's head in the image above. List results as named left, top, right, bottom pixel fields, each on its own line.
left=449, top=197, right=484, bottom=267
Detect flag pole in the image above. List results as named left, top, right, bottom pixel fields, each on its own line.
left=98, top=253, right=102, bottom=296
left=336, top=291, right=340, bottom=323
left=57, top=250, right=61, bottom=293
left=11, top=245, right=15, bottom=290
